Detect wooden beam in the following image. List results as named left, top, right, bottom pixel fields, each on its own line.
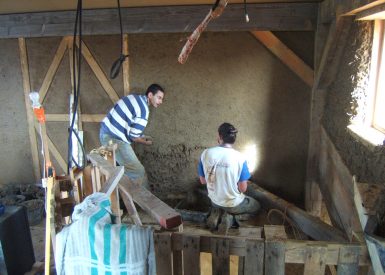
left=46, top=113, right=104, bottom=122
left=356, top=2, right=385, bottom=19
left=305, top=16, right=352, bottom=216
left=33, top=122, right=67, bottom=172
left=169, top=232, right=369, bottom=265
left=303, top=245, right=327, bottom=275
left=119, top=177, right=182, bottom=229
left=88, top=152, right=182, bottom=229
left=100, top=166, right=124, bottom=196
left=247, top=182, right=348, bottom=242
left=123, top=34, right=130, bottom=96
left=353, top=179, right=385, bottom=234
left=78, top=41, right=120, bottom=103
left=319, top=127, right=363, bottom=240
left=342, top=0, right=385, bottom=16
left=39, top=37, right=67, bottom=103
left=18, top=38, right=41, bottom=181
left=251, top=31, right=314, bottom=87
left=0, top=3, right=317, bottom=38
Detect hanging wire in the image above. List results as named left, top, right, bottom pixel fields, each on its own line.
left=243, top=0, right=249, bottom=23
left=110, top=0, right=129, bottom=79
left=67, top=0, right=86, bottom=173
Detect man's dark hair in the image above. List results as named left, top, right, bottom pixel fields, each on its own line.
left=218, top=122, right=238, bottom=144
left=146, top=83, right=164, bottom=96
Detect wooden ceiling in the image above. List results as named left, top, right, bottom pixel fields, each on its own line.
left=0, top=0, right=321, bottom=15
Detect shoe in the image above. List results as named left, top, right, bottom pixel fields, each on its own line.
left=206, top=207, right=221, bottom=230
left=218, top=213, right=232, bottom=235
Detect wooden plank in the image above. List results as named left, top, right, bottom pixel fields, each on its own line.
left=169, top=232, right=369, bottom=265
left=78, top=41, right=120, bottom=103
left=173, top=249, right=183, bottom=275
left=247, top=182, right=347, bottom=241
left=0, top=3, right=317, bottom=38
left=100, top=166, right=124, bottom=196
left=83, top=165, right=94, bottom=197
left=183, top=235, right=201, bottom=275
left=337, top=245, right=360, bottom=275
left=251, top=31, right=314, bottom=87
left=211, top=237, right=230, bottom=275
left=316, top=17, right=353, bottom=90
left=238, top=227, right=262, bottom=238
left=119, top=176, right=182, bottom=229
left=123, top=34, right=130, bottom=96
left=303, top=245, right=327, bottom=275
left=319, top=127, right=363, bottom=240
left=265, top=241, right=285, bottom=275
left=341, top=0, right=385, bottom=16
left=18, top=38, right=40, bottom=181
left=33, top=122, right=67, bottom=172
left=356, top=2, right=385, bottom=19
left=46, top=113, right=105, bottom=122
left=305, top=16, right=353, bottom=216
left=87, top=152, right=119, bottom=177
left=365, top=234, right=385, bottom=275
left=39, top=37, right=67, bottom=103
left=154, top=232, right=173, bottom=275
left=118, top=184, right=142, bottom=226
left=244, top=240, right=264, bottom=275
left=353, top=180, right=385, bottom=234
left=285, top=240, right=369, bottom=266
left=264, top=225, right=288, bottom=240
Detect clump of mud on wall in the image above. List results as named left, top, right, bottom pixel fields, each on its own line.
left=135, top=143, right=206, bottom=196
left=323, top=21, right=385, bottom=184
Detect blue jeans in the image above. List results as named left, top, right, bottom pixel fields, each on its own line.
left=99, top=132, right=148, bottom=188
left=213, top=196, right=260, bottom=215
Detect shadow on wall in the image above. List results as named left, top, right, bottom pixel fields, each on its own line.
left=252, top=52, right=311, bottom=207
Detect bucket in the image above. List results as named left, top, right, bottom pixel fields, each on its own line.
left=20, top=199, right=45, bottom=226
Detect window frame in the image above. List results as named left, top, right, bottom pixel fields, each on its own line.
left=368, top=20, right=385, bottom=134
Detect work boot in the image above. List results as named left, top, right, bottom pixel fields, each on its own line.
left=206, top=207, right=222, bottom=231
left=218, top=212, right=233, bottom=235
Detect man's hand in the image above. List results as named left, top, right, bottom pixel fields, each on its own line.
left=133, top=136, right=153, bottom=145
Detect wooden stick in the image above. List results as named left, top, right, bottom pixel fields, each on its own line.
left=77, top=40, right=120, bottom=103
left=45, top=113, right=105, bottom=123
left=39, top=37, right=68, bottom=103
left=251, top=31, right=314, bottom=87
left=123, top=34, right=130, bottom=96
left=178, top=0, right=228, bottom=64
left=18, top=38, right=40, bottom=181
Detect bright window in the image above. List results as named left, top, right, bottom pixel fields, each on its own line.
left=348, top=20, right=385, bottom=146
left=371, top=20, right=385, bottom=133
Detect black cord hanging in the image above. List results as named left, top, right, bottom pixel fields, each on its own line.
left=67, top=0, right=86, bottom=173
left=243, top=0, right=249, bottom=22
left=110, top=0, right=129, bottom=79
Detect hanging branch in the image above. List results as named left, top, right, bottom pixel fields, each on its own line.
left=178, top=0, right=228, bottom=64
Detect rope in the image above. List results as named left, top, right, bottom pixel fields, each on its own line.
left=110, top=0, right=129, bottom=79
left=267, top=208, right=305, bottom=240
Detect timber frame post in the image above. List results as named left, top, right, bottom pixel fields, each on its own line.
left=305, top=1, right=353, bottom=217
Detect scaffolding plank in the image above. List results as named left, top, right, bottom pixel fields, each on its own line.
left=119, top=176, right=182, bottom=229
left=183, top=235, right=201, bottom=275
left=265, top=241, right=285, bottom=275
left=244, top=240, right=264, bottom=275
left=211, top=237, right=230, bottom=275
left=154, top=233, right=173, bottom=275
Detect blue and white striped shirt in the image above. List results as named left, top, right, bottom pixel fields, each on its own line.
left=101, top=94, right=149, bottom=144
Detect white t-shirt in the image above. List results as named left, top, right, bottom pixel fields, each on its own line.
left=198, top=146, right=250, bottom=207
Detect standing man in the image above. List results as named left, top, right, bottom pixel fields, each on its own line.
left=198, top=122, right=260, bottom=234
left=100, top=84, right=165, bottom=188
